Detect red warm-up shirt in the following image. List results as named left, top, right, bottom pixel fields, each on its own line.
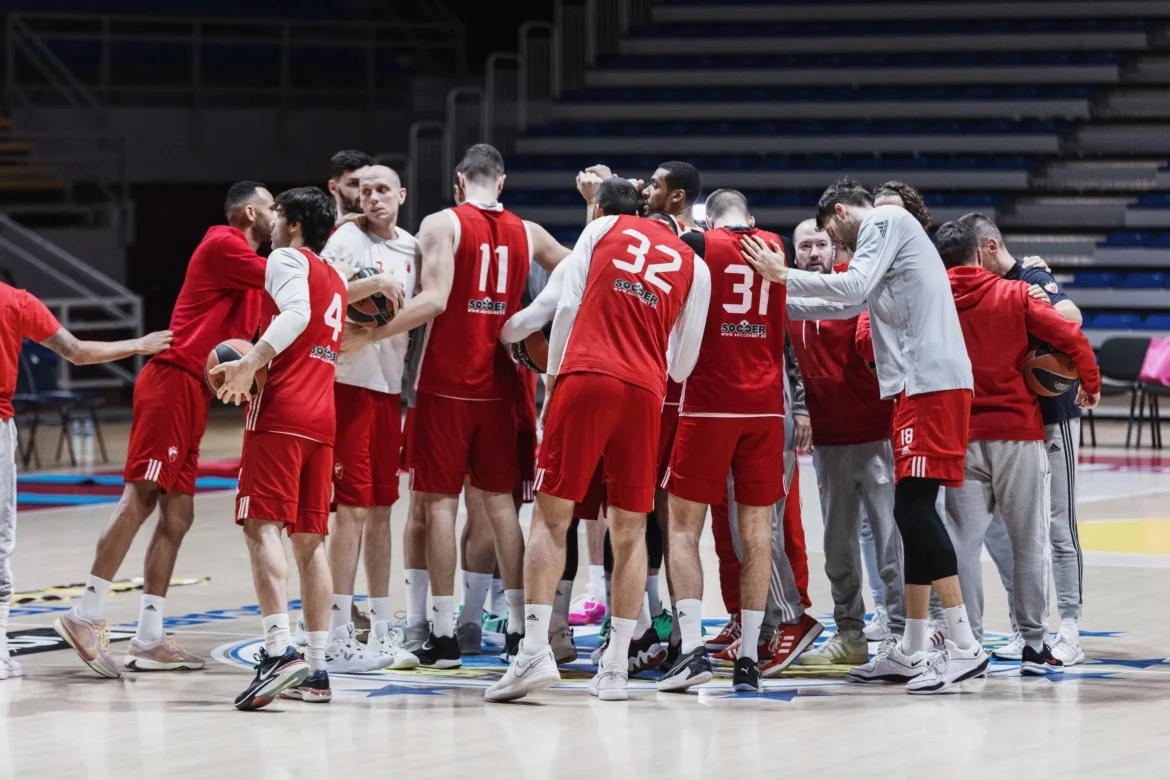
left=0, top=284, right=62, bottom=420
left=948, top=266, right=1100, bottom=442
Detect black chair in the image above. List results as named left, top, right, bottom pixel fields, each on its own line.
left=1144, top=381, right=1167, bottom=450
left=1094, top=336, right=1155, bottom=448
left=15, top=340, right=109, bottom=468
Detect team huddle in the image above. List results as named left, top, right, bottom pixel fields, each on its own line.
left=12, top=142, right=1100, bottom=707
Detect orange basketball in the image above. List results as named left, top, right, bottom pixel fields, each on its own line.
left=347, top=268, right=393, bottom=328
left=205, top=339, right=267, bottom=395
left=512, top=331, right=550, bottom=373
left=1023, top=344, right=1079, bottom=398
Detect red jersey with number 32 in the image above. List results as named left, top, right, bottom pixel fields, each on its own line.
left=559, top=215, right=697, bottom=400
left=246, top=247, right=348, bottom=445
left=681, top=227, right=788, bottom=416
left=416, top=203, right=531, bottom=400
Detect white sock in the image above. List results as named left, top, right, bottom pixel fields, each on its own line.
left=603, top=617, right=636, bottom=668
left=505, top=589, right=525, bottom=635
left=589, top=565, right=605, bottom=597
left=368, top=597, right=391, bottom=625
left=405, top=569, right=429, bottom=625
left=1060, top=617, right=1079, bottom=638
left=459, top=572, right=492, bottom=625
left=262, top=613, right=291, bottom=657
left=740, top=609, right=765, bottom=661
left=646, top=574, right=662, bottom=616
left=77, top=574, right=110, bottom=621
left=330, top=594, right=353, bottom=633
left=136, top=594, right=165, bottom=644
left=903, top=618, right=930, bottom=655
left=552, top=580, right=573, bottom=631
left=677, top=598, right=702, bottom=654
left=634, top=593, right=652, bottom=637
left=521, top=604, right=552, bottom=653
left=944, top=604, right=978, bottom=651
left=306, top=631, right=328, bottom=672
left=432, top=595, right=455, bottom=638
left=490, top=578, right=507, bottom=616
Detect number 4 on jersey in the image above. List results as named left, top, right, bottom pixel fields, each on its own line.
left=324, top=293, right=343, bottom=341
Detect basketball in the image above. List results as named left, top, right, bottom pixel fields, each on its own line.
left=347, top=267, right=393, bottom=327
left=512, top=329, right=550, bottom=373
left=204, top=338, right=267, bottom=395
left=1023, top=343, right=1080, bottom=397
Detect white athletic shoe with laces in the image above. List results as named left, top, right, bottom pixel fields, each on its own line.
left=326, top=623, right=386, bottom=673
left=0, top=651, right=22, bottom=680
left=1050, top=631, right=1084, bottom=666
left=590, top=659, right=629, bottom=701
left=993, top=631, right=1026, bottom=661
left=848, top=636, right=928, bottom=684
left=484, top=644, right=560, bottom=703
left=863, top=606, right=891, bottom=642
left=906, top=640, right=989, bottom=695
left=367, top=625, right=420, bottom=670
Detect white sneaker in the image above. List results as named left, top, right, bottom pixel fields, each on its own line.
left=906, top=640, right=989, bottom=695
left=848, top=636, right=928, bottom=684
left=798, top=630, right=869, bottom=666
left=1050, top=630, right=1084, bottom=667
left=325, top=623, right=386, bottom=674
left=550, top=626, right=577, bottom=665
left=293, top=616, right=308, bottom=648
left=368, top=625, right=420, bottom=670
left=402, top=619, right=429, bottom=654
left=993, top=631, right=1025, bottom=661
left=0, top=651, right=22, bottom=680
left=863, top=605, right=890, bottom=642
left=589, top=659, right=629, bottom=701
left=484, top=644, right=560, bottom=703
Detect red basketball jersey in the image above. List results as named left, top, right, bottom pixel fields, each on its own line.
left=416, top=203, right=531, bottom=400
left=681, top=227, right=788, bottom=416
left=559, top=215, right=698, bottom=400
left=246, top=247, right=348, bottom=445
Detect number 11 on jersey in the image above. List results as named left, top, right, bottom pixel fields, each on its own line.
left=479, top=243, right=509, bottom=294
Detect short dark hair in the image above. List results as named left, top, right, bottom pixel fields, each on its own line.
left=815, top=179, right=873, bottom=230
left=456, top=143, right=505, bottom=185
left=957, top=211, right=1003, bottom=245
left=704, top=188, right=749, bottom=224
left=658, top=161, right=702, bottom=206
left=330, top=150, right=372, bottom=180
left=875, top=180, right=933, bottom=232
left=934, top=219, right=978, bottom=269
left=596, top=177, right=640, bottom=217
left=224, top=180, right=266, bottom=219
left=276, top=187, right=336, bottom=254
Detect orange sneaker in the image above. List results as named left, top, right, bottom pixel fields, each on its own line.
left=759, top=613, right=823, bottom=678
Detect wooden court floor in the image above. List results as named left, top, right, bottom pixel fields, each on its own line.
left=4, top=417, right=1170, bottom=779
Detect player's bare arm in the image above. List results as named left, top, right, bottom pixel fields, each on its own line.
left=525, top=220, right=572, bottom=271
left=41, top=327, right=173, bottom=365
left=374, top=210, right=455, bottom=340
left=739, top=234, right=789, bottom=285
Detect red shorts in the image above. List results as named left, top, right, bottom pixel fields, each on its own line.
left=665, top=415, right=786, bottom=506
left=573, top=462, right=607, bottom=520
left=892, top=389, right=971, bottom=488
left=536, top=372, right=660, bottom=513
left=123, top=361, right=209, bottom=495
left=235, top=431, right=333, bottom=535
left=657, top=402, right=680, bottom=484
left=514, top=426, right=537, bottom=504
left=409, top=392, right=518, bottom=495
left=400, top=406, right=415, bottom=474
left=333, top=384, right=402, bottom=507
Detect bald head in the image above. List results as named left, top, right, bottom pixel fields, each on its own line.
left=793, top=218, right=833, bottom=274
left=360, top=164, right=406, bottom=237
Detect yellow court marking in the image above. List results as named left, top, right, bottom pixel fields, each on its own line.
left=1079, top=520, right=1170, bottom=556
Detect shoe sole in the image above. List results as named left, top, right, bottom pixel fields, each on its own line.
left=797, top=652, right=868, bottom=667
left=848, top=670, right=922, bottom=685
left=907, top=656, right=990, bottom=695
left=484, top=671, right=561, bottom=703
left=53, top=618, right=120, bottom=679
left=553, top=649, right=578, bottom=665
left=761, top=622, right=824, bottom=679
left=279, top=689, right=333, bottom=703
left=656, top=669, right=713, bottom=692
left=1020, top=661, right=1064, bottom=676
left=123, top=656, right=205, bottom=672
left=236, top=660, right=311, bottom=711
left=592, top=687, right=629, bottom=701
left=992, top=651, right=1023, bottom=661
left=420, top=659, right=462, bottom=670
left=733, top=681, right=761, bottom=692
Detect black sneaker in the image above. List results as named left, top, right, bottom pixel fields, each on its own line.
left=733, top=656, right=761, bottom=692
left=234, top=647, right=310, bottom=711
left=664, top=638, right=682, bottom=669
left=279, top=669, right=332, bottom=703
left=498, top=631, right=523, bottom=663
left=656, top=645, right=713, bottom=692
left=416, top=633, right=462, bottom=669
left=1021, top=643, right=1065, bottom=676
left=628, top=627, right=668, bottom=675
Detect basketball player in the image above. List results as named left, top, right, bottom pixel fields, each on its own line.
left=745, top=179, right=986, bottom=694
left=0, top=293, right=171, bottom=680
left=211, top=186, right=348, bottom=709
left=56, top=182, right=274, bottom=678
left=328, top=149, right=372, bottom=220
left=319, top=165, right=417, bottom=672
left=372, top=144, right=568, bottom=668
left=785, top=218, right=904, bottom=666
left=932, top=219, right=1100, bottom=673
left=486, top=177, right=711, bottom=703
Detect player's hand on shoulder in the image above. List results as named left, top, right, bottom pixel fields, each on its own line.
left=1076, top=388, right=1100, bottom=410
left=1022, top=256, right=1051, bottom=273
left=209, top=359, right=256, bottom=406
left=1027, top=284, right=1051, bottom=304
left=135, top=330, right=173, bottom=355
left=740, top=235, right=789, bottom=284
left=335, top=212, right=366, bottom=231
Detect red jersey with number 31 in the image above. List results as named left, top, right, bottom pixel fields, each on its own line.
left=245, top=247, right=348, bottom=445
left=416, top=203, right=531, bottom=400
left=681, top=227, right=788, bottom=416
left=559, top=215, right=697, bottom=400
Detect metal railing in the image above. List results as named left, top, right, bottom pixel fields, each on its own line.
left=485, top=53, right=521, bottom=153
left=444, top=86, right=483, bottom=182
left=405, top=121, right=447, bottom=233
left=519, top=22, right=555, bottom=130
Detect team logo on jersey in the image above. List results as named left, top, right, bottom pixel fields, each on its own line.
left=309, top=345, right=339, bottom=364
left=167, top=446, right=179, bottom=463
left=720, top=320, right=767, bottom=338
left=613, top=279, right=659, bottom=307
left=334, top=462, right=344, bottom=480
left=1044, top=282, right=1059, bottom=294
left=468, top=297, right=508, bottom=314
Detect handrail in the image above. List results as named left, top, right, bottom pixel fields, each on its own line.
left=485, top=52, right=521, bottom=149
left=0, top=215, right=137, bottom=299
left=445, top=86, right=483, bottom=180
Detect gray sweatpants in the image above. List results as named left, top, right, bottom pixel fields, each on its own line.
left=943, top=439, right=1052, bottom=650
left=860, top=515, right=885, bottom=606
left=0, top=419, right=16, bottom=606
left=814, top=440, right=904, bottom=635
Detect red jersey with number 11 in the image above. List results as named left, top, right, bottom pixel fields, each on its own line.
left=416, top=202, right=531, bottom=400
left=246, top=247, right=348, bottom=446
left=681, top=227, right=788, bottom=416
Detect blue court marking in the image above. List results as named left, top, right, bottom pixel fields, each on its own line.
left=17, top=475, right=238, bottom=490
left=16, top=494, right=119, bottom=505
